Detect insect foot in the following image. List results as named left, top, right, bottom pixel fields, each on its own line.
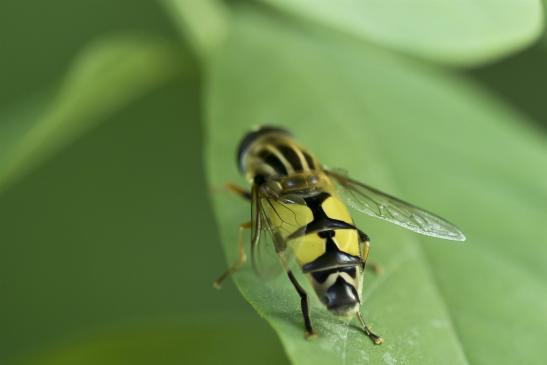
left=305, top=331, right=318, bottom=340
left=370, top=333, right=384, bottom=345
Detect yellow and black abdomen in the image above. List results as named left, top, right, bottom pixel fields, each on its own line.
left=263, top=185, right=364, bottom=315
left=288, top=191, right=360, bottom=267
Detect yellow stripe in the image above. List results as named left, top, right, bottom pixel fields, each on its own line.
left=290, top=142, right=311, bottom=171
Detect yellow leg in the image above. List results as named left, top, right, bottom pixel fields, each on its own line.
left=209, top=183, right=251, bottom=200
left=213, top=221, right=251, bottom=289
left=360, top=235, right=383, bottom=275
left=362, top=239, right=370, bottom=262
left=356, top=311, right=384, bottom=345
left=225, top=183, right=252, bottom=201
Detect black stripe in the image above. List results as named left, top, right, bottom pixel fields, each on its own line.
left=303, top=152, right=315, bottom=169
left=303, top=193, right=355, bottom=234
left=287, top=193, right=356, bottom=240
left=340, top=266, right=357, bottom=278
left=311, top=266, right=357, bottom=284
left=311, top=268, right=336, bottom=283
left=302, top=235, right=361, bottom=273
left=258, top=150, right=288, bottom=175
left=278, top=144, right=303, bottom=171
left=237, top=126, right=291, bottom=173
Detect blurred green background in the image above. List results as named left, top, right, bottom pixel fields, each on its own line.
left=0, top=1, right=287, bottom=364
left=0, top=1, right=545, bottom=365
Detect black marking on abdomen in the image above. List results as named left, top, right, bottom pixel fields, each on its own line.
left=303, top=151, right=315, bottom=169
left=311, top=269, right=333, bottom=283
left=325, top=276, right=360, bottom=311
left=311, top=266, right=357, bottom=284
left=303, top=234, right=361, bottom=273
left=304, top=192, right=355, bottom=234
left=258, top=150, right=288, bottom=175
left=237, top=126, right=290, bottom=173
left=278, top=144, right=303, bottom=171
left=318, top=230, right=335, bottom=239
left=340, top=266, right=357, bottom=278
left=287, top=193, right=356, bottom=240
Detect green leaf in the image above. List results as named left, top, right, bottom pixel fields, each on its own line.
left=205, top=7, right=547, bottom=365
left=261, top=0, right=544, bottom=66
left=0, top=35, right=185, bottom=195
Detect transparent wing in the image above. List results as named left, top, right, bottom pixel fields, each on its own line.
left=250, top=187, right=303, bottom=279
left=326, top=169, right=466, bottom=241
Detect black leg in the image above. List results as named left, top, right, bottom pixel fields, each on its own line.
left=287, top=270, right=315, bottom=338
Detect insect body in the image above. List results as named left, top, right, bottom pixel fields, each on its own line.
left=215, top=126, right=465, bottom=344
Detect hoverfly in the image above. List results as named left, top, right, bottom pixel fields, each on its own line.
left=214, top=126, right=465, bottom=344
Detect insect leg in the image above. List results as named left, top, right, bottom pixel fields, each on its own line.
left=225, top=183, right=252, bottom=201
left=213, top=221, right=251, bottom=289
left=356, top=311, right=383, bottom=345
left=358, top=229, right=382, bottom=274
left=287, top=270, right=316, bottom=338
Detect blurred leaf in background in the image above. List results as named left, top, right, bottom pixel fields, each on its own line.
left=1, top=0, right=546, bottom=364
left=0, top=36, right=185, bottom=193
left=260, top=0, right=544, bottom=66
left=0, top=0, right=177, bottom=108
left=0, top=0, right=287, bottom=364
left=472, top=44, right=547, bottom=132
left=470, top=0, right=547, bottom=132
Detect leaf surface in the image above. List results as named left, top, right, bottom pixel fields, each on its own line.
left=205, top=7, right=547, bottom=365
left=262, top=0, right=543, bottom=66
